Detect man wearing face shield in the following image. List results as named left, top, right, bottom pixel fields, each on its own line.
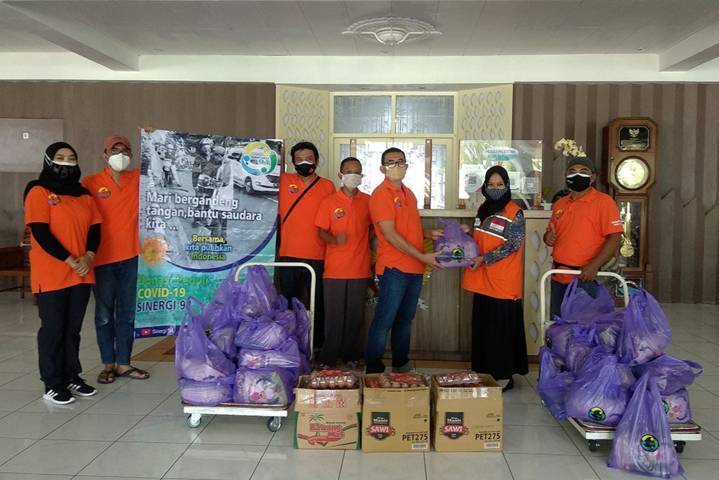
left=543, top=156, right=623, bottom=319
left=365, top=147, right=442, bottom=374
left=82, top=135, right=149, bottom=384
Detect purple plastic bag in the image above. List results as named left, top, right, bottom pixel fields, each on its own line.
left=292, top=297, right=311, bottom=355
left=608, top=373, right=683, bottom=478
left=662, top=389, right=691, bottom=424
left=179, top=377, right=233, bottom=406
left=202, top=300, right=238, bottom=359
left=233, top=367, right=296, bottom=405
left=273, top=309, right=296, bottom=336
left=633, top=355, right=703, bottom=395
left=566, top=355, right=630, bottom=426
left=545, top=320, right=575, bottom=359
left=237, top=338, right=302, bottom=369
left=560, top=279, right=614, bottom=323
left=239, top=266, right=278, bottom=318
left=234, top=315, right=289, bottom=351
left=565, top=325, right=597, bottom=373
left=434, top=220, right=479, bottom=268
left=175, top=299, right=235, bottom=381
left=594, top=321, right=623, bottom=350
left=617, top=290, right=672, bottom=366
left=538, top=347, right=574, bottom=420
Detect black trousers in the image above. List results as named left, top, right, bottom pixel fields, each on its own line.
left=36, top=284, right=91, bottom=389
left=277, top=256, right=325, bottom=350
left=318, top=278, right=367, bottom=366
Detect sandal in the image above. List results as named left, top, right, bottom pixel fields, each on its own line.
left=97, top=368, right=116, bottom=384
left=116, top=366, right=150, bottom=380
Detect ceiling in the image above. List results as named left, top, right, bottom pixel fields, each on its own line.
left=0, top=0, right=718, bottom=56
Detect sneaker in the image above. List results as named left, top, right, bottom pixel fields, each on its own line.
left=68, top=378, right=97, bottom=397
left=43, top=387, right=75, bottom=405
left=391, top=361, right=413, bottom=373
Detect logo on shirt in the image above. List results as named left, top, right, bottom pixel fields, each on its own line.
left=288, top=183, right=299, bottom=194
left=554, top=208, right=564, bottom=219
left=97, top=186, right=112, bottom=199
left=47, top=193, right=60, bottom=206
left=393, top=196, right=402, bottom=208
left=333, top=208, right=346, bottom=219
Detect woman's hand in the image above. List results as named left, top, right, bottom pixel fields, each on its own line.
left=75, top=252, right=95, bottom=277
left=470, top=256, right=484, bottom=271
left=334, top=232, right=347, bottom=245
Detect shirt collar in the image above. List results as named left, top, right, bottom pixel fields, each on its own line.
left=568, top=187, right=598, bottom=203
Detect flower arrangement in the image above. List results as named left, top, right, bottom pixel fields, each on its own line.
left=554, top=138, right=587, bottom=158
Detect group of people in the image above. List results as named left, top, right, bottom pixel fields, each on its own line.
left=23, top=135, right=622, bottom=404
left=24, top=136, right=149, bottom=405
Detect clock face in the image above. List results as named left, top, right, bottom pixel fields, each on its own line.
left=616, top=157, right=650, bottom=190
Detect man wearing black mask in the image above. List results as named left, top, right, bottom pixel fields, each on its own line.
left=277, top=142, right=335, bottom=350
left=543, top=156, right=623, bottom=319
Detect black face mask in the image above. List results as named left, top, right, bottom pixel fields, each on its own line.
left=51, top=162, right=81, bottom=183
left=566, top=173, right=592, bottom=192
left=295, top=162, right=316, bottom=177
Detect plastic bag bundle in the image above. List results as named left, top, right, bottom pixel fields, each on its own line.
left=662, top=389, right=691, bottom=424
left=292, top=297, right=311, bottom=355
left=179, top=377, right=233, bottom=406
left=202, top=300, right=239, bottom=359
left=566, top=355, right=629, bottom=426
left=594, top=321, right=623, bottom=350
left=633, top=355, right=703, bottom=395
left=235, top=315, right=290, bottom=351
left=544, top=320, right=576, bottom=359
left=608, top=373, right=683, bottom=478
left=617, top=290, right=672, bottom=366
left=565, top=325, right=597, bottom=373
left=273, top=309, right=297, bottom=336
left=560, top=279, right=614, bottom=324
left=233, top=367, right=296, bottom=405
left=239, top=266, right=278, bottom=317
left=538, top=347, right=574, bottom=420
left=433, top=220, right=478, bottom=268
left=237, top=338, right=302, bottom=370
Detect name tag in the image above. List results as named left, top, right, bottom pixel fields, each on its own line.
left=489, top=220, right=506, bottom=233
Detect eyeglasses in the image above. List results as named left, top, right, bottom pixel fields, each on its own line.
left=110, top=148, right=131, bottom=155
left=383, top=160, right=408, bottom=169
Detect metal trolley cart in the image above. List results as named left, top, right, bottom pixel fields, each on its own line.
left=539, top=269, right=702, bottom=453
left=184, top=261, right=316, bottom=432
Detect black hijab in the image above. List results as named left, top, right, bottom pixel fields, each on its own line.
left=476, top=165, right=512, bottom=222
left=23, top=142, right=89, bottom=200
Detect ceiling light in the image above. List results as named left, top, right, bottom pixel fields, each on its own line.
left=342, top=17, right=441, bottom=47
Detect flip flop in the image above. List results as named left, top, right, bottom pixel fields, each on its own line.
left=116, top=366, right=150, bottom=380
left=97, top=368, right=116, bottom=384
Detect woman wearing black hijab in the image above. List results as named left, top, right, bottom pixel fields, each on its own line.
left=461, top=166, right=528, bottom=391
left=24, top=142, right=102, bottom=405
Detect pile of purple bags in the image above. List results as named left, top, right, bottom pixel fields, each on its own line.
left=175, top=266, right=311, bottom=406
left=538, top=280, right=703, bottom=478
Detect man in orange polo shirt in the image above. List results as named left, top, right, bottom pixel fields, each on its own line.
left=365, top=147, right=442, bottom=374
left=82, top=135, right=149, bottom=384
left=544, top=156, right=623, bottom=319
left=278, top=141, right=335, bottom=349
left=314, top=157, right=371, bottom=368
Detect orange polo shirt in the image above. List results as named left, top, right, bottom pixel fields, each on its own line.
left=278, top=173, right=336, bottom=260
left=548, top=187, right=623, bottom=283
left=369, top=179, right=424, bottom=275
left=315, top=189, right=372, bottom=279
left=24, top=186, right=102, bottom=293
left=82, top=168, right=141, bottom=267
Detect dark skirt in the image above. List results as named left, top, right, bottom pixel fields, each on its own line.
left=471, top=293, right=529, bottom=380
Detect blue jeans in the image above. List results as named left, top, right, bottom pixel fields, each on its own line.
left=94, top=256, right=138, bottom=365
left=365, top=268, right=423, bottom=374
left=550, top=279, right=598, bottom=321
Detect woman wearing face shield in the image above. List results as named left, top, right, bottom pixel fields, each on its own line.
left=23, top=142, right=103, bottom=405
left=462, top=166, right=528, bottom=392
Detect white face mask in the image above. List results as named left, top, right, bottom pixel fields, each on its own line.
left=108, top=153, right=130, bottom=172
left=340, top=173, right=362, bottom=190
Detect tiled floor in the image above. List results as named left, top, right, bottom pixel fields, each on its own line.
left=0, top=294, right=717, bottom=479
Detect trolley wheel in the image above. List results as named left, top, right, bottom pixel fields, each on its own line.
left=267, top=416, right=282, bottom=432
left=674, top=441, right=685, bottom=454
left=588, top=440, right=600, bottom=452
left=186, top=414, right=202, bottom=428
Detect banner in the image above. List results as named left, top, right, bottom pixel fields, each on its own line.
left=135, top=128, right=282, bottom=337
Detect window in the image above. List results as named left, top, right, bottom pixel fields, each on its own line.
left=395, top=95, right=454, bottom=134
left=333, top=96, right=391, bottom=134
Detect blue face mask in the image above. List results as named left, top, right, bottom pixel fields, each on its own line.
left=485, top=186, right=508, bottom=201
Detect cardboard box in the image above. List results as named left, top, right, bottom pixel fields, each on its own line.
left=294, top=376, right=361, bottom=450
left=361, top=374, right=430, bottom=453
left=431, top=373, right=503, bottom=452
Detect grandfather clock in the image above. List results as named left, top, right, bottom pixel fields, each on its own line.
left=604, top=117, right=657, bottom=291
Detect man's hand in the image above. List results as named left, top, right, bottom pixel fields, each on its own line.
left=428, top=228, right=443, bottom=240
left=579, top=261, right=599, bottom=282
left=418, top=252, right=443, bottom=269
left=335, top=232, right=347, bottom=246
left=460, top=224, right=471, bottom=234
left=544, top=222, right=557, bottom=247
left=470, top=256, right=484, bottom=271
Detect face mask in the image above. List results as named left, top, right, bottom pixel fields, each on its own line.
left=108, top=153, right=130, bottom=172
left=340, top=173, right=362, bottom=190
left=385, top=165, right=407, bottom=182
left=45, top=154, right=80, bottom=182
left=295, top=161, right=316, bottom=177
left=566, top=172, right=592, bottom=192
left=484, top=186, right=508, bottom=201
